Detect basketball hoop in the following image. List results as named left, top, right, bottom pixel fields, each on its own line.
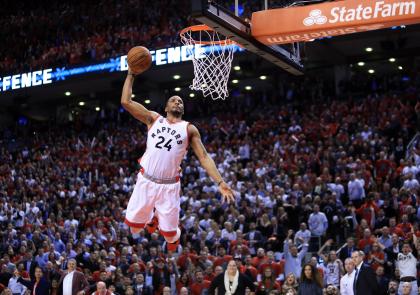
left=180, top=24, right=237, bottom=100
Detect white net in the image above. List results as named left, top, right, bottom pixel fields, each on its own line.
left=180, top=25, right=236, bottom=100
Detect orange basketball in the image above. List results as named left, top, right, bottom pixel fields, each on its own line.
left=127, top=46, right=152, bottom=74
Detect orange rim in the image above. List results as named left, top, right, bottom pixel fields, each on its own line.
left=180, top=24, right=237, bottom=46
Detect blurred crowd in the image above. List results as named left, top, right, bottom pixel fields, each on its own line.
left=0, top=0, right=192, bottom=75
left=0, top=72, right=419, bottom=295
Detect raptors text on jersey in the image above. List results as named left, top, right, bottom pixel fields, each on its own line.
left=140, top=116, right=189, bottom=179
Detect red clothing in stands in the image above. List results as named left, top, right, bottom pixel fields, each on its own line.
left=190, top=280, right=211, bottom=295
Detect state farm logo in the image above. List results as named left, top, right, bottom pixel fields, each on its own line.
left=303, top=9, right=328, bottom=26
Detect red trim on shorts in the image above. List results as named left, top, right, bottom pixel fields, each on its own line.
left=160, top=229, right=177, bottom=237
left=124, top=218, right=145, bottom=228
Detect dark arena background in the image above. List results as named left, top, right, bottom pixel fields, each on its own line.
left=0, top=0, right=420, bottom=295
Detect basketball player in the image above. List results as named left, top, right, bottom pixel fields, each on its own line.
left=121, top=68, right=234, bottom=251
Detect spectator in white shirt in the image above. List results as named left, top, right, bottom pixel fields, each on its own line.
left=347, top=173, right=365, bottom=206
left=238, top=140, right=251, bottom=164
left=397, top=240, right=418, bottom=295
left=294, top=223, right=311, bottom=247
left=402, top=159, right=419, bottom=177
left=221, top=222, right=236, bottom=241
left=327, top=177, right=345, bottom=203
left=308, top=205, right=328, bottom=237
left=402, top=173, right=419, bottom=191
left=339, top=258, right=355, bottom=295
left=288, top=120, right=302, bottom=134
left=8, top=266, right=27, bottom=295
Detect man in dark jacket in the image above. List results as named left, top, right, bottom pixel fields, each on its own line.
left=351, top=250, right=379, bottom=295
left=57, top=258, right=90, bottom=295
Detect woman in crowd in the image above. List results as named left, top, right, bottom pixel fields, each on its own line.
left=256, top=266, right=281, bottom=294
left=281, top=273, right=299, bottom=295
left=208, top=260, right=256, bottom=295
left=297, top=263, right=323, bottom=295
left=15, top=267, right=51, bottom=295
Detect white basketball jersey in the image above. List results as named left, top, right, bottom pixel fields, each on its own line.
left=326, top=261, right=341, bottom=286
left=140, top=116, right=189, bottom=179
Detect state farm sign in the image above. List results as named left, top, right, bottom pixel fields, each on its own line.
left=251, top=0, right=420, bottom=45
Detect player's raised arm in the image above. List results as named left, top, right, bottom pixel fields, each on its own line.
left=188, top=124, right=234, bottom=203
left=120, top=69, right=158, bottom=127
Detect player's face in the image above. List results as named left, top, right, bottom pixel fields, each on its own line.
left=166, top=96, right=184, bottom=117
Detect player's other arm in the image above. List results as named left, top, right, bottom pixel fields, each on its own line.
left=189, top=124, right=234, bottom=203
left=120, top=69, right=158, bottom=127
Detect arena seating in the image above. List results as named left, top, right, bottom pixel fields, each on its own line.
left=0, top=71, right=419, bottom=294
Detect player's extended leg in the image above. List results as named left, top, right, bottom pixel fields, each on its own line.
left=124, top=174, right=156, bottom=234
left=154, top=182, right=182, bottom=252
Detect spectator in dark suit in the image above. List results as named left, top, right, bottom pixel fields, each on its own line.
left=351, top=250, right=379, bottom=295
left=234, top=215, right=249, bottom=233
left=132, top=273, right=152, bottom=295
left=375, top=265, right=389, bottom=295
left=21, top=251, right=38, bottom=281
left=15, top=266, right=51, bottom=295
left=244, top=223, right=263, bottom=254
left=338, top=237, right=357, bottom=262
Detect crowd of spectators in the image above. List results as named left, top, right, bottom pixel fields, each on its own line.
left=0, top=73, right=420, bottom=294
left=0, top=0, right=342, bottom=76
left=0, top=0, right=193, bottom=75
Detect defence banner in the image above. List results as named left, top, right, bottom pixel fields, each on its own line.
left=251, top=0, right=420, bottom=44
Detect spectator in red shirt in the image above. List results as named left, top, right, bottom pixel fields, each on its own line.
left=176, top=273, right=191, bottom=294
left=212, top=246, right=232, bottom=268
left=389, top=217, right=405, bottom=238
left=375, top=151, right=393, bottom=181
left=203, top=265, right=215, bottom=282
left=396, top=214, right=413, bottom=239
left=366, top=242, right=385, bottom=271
left=358, top=228, right=375, bottom=253
left=258, top=251, right=282, bottom=278
left=257, top=266, right=281, bottom=294
left=356, top=193, right=379, bottom=228
left=93, top=281, right=113, bottom=295
left=251, top=248, right=268, bottom=268
left=240, top=255, right=258, bottom=281
left=190, top=269, right=211, bottom=295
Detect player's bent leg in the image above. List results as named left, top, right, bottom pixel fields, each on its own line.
left=125, top=174, right=156, bottom=233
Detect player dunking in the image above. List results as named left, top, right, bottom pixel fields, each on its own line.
left=121, top=68, right=234, bottom=251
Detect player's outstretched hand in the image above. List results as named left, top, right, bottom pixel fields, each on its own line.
left=219, top=182, right=234, bottom=204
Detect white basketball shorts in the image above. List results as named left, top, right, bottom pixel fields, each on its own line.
left=124, top=173, right=181, bottom=233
